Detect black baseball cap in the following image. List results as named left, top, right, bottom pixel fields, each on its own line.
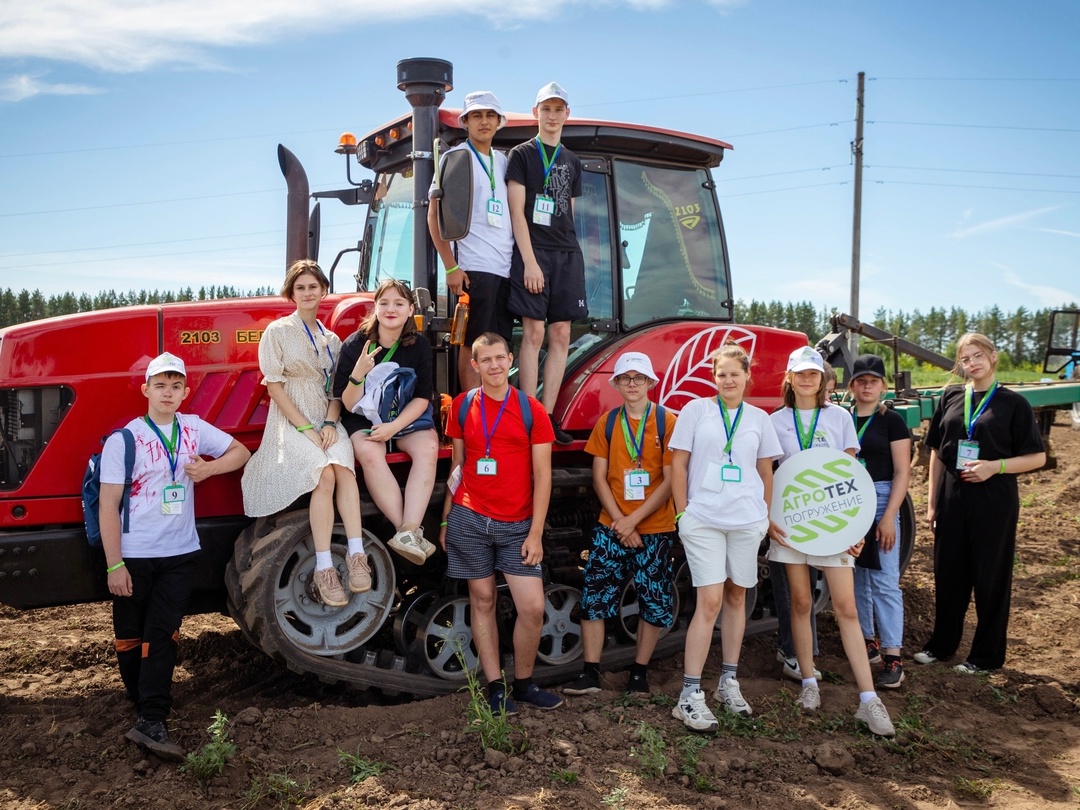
left=851, top=354, right=887, bottom=380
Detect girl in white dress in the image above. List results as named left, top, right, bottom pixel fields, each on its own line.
left=241, top=260, right=368, bottom=607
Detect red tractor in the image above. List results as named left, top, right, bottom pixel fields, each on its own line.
left=0, top=58, right=895, bottom=696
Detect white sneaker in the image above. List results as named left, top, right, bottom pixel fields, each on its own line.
left=913, top=650, right=938, bottom=665
left=413, top=526, right=437, bottom=560
left=388, top=529, right=427, bottom=565
left=854, top=696, right=896, bottom=737
left=672, top=690, right=719, bottom=733
left=777, top=651, right=822, bottom=681
left=796, top=684, right=821, bottom=711
left=714, top=678, right=752, bottom=717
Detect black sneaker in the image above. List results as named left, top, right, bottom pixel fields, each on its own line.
left=877, top=658, right=905, bottom=689
left=563, top=672, right=601, bottom=695
left=487, top=685, right=519, bottom=716
left=625, top=673, right=650, bottom=694
left=125, top=718, right=185, bottom=761
left=549, top=414, right=574, bottom=445
left=866, top=639, right=882, bottom=665
left=512, top=683, right=564, bottom=710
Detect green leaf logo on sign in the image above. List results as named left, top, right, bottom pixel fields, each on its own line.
left=769, top=447, right=875, bottom=557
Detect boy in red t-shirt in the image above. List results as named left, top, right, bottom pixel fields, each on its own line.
left=563, top=352, right=677, bottom=696
left=440, top=332, right=562, bottom=714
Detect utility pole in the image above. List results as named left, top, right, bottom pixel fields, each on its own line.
left=849, top=71, right=865, bottom=359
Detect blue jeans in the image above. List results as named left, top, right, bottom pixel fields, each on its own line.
left=854, top=481, right=904, bottom=649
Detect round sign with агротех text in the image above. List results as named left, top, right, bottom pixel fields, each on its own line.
left=769, top=447, right=875, bottom=557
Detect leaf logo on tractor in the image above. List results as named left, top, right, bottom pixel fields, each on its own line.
left=658, top=325, right=757, bottom=413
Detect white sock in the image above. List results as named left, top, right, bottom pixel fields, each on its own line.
left=801, top=677, right=818, bottom=689
left=347, top=537, right=365, bottom=556
left=315, top=550, right=334, bottom=570
left=860, top=691, right=876, bottom=704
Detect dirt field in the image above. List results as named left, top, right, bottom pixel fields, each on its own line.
left=2, top=415, right=1079, bottom=810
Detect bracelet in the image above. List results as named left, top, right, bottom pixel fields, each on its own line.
left=440, top=521, right=448, bottom=527
left=348, top=376, right=365, bottom=386
left=999, top=458, right=1007, bottom=475
left=445, top=265, right=460, bottom=275
left=674, top=511, right=685, bottom=522
left=297, top=424, right=314, bottom=432
left=322, top=420, right=336, bottom=428
left=106, top=560, right=126, bottom=574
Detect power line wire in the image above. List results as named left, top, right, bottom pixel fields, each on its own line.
left=717, top=181, right=848, bottom=199
left=867, top=164, right=1080, bottom=180
left=719, top=165, right=848, bottom=182
left=0, top=129, right=342, bottom=159
left=581, top=79, right=849, bottom=109
left=870, top=120, right=1080, bottom=133
left=0, top=242, right=284, bottom=271
left=872, top=76, right=1080, bottom=82
left=866, top=178, right=1080, bottom=194
left=727, top=121, right=846, bottom=138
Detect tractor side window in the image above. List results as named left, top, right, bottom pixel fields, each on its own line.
left=572, top=168, right=614, bottom=322
left=366, top=171, right=417, bottom=290
left=614, top=160, right=731, bottom=327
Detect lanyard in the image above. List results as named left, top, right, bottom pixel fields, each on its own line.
left=534, top=137, right=562, bottom=194
left=466, top=141, right=496, bottom=195
left=792, top=407, right=821, bottom=451
left=479, top=389, right=512, bottom=457
left=619, top=403, right=651, bottom=468
left=144, top=415, right=180, bottom=482
left=717, top=398, right=743, bottom=461
left=302, top=319, right=334, bottom=393
left=852, top=408, right=876, bottom=442
left=371, top=338, right=401, bottom=365
left=963, top=382, right=998, bottom=440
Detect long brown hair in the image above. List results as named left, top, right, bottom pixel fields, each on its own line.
left=780, top=369, right=827, bottom=409
left=281, top=259, right=329, bottom=300
left=358, top=278, right=418, bottom=346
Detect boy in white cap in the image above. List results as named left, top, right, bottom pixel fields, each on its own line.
left=429, top=90, right=515, bottom=389
left=564, top=351, right=677, bottom=696
left=506, top=81, right=585, bottom=444
left=100, top=352, right=250, bottom=760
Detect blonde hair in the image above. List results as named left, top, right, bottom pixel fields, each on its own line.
left=281, top=259, right=329, bottom=300
left=953, top=333, right=998, bottom=377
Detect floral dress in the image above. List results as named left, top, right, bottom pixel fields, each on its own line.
left=241, top=312, right=354, bottom=517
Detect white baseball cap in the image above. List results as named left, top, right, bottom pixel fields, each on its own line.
left=786, top=346, right=824, bottom=374
left=609, top=351, right=659, bottom=388
left=457, top=90, right=506, bottom=129
left=535, top=81, right=569, bottom=107
left=146, top=352, right=187, bottom=380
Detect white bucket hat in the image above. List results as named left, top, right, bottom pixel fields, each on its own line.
left=457, top=90, right=506, bottom=129
left=786, top=346, right=824, bottom=374
left=609, top=351, right=659, bottom=388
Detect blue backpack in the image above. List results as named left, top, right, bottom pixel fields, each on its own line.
left=82, top=429, right=136, bottom=548
left=456, top=387, right=534, bottom=440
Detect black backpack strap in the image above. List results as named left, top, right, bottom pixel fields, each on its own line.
left=119, top=429, right=136, bottom=534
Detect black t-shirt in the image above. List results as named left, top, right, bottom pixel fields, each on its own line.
left=853, top=407, right=911, bottom=482
left=332, top=331, right=434, bottom=434
left=925, top=384, right=1044, bottom=474
left=506, top=138, right=583, bottom=252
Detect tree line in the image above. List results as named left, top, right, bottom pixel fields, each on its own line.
left=1, top=288, right=1074, bottom=369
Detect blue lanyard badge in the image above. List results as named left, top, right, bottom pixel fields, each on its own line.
left=302, top=319, right=334, bottom=394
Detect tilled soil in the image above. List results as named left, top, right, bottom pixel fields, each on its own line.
left=2, top=415, right=1079, bottom=809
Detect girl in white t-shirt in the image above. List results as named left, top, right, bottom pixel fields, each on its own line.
left=769, top=347, right=896, bottom=737
left=668, top=344, right=783, bottom=733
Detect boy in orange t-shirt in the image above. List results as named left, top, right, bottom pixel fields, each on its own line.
left=563, top=352, right=677, bottom=696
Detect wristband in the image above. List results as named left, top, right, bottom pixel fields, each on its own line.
left=348, top=376, right=365, bottom=386
left=440, top=521, right=448, bottom=527
left=322, top=420, right=336, bottom=428
left=999, top=458, right=1006, bottom=475
left=445, top=265, right=460, bottom=275
left=297, top=424, right=315, bottom=433
left=106, top=560, right=126, bottom=574
left=674, top=511, right=685, bottom=523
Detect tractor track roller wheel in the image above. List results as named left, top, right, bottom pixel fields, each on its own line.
left=536, top=584, right=584, bottom=665
left=419, top=594, right=478, bottom=681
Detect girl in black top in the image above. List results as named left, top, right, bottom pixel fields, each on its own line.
left=334, top=279, right=438, bottom=567
left=917, top=333, right=1045, bottom=673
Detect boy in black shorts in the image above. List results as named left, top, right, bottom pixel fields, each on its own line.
left=506, top=81, right=586, bottom=444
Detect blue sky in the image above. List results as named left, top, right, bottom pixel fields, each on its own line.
left=2, top=0, right=1079, bottom=318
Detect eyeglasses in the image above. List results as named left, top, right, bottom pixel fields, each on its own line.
left=959, top=351, right=988, bottom=366
left=614, top=374, right=649, bottom=387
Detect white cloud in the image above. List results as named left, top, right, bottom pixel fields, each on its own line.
left=1037, top=228, right=1080, bottom=238
left=999, top=266, right=1079, bottom=308
left=949, top=205, right=1064, bottom=239
left=0, top=74, right=101, bottom=102
left=0, top=0, right=679, bottom=74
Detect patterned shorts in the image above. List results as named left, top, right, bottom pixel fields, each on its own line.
left=579, top=524, right=675, bottom=628
left=445, top=503, right=542, bottom=580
